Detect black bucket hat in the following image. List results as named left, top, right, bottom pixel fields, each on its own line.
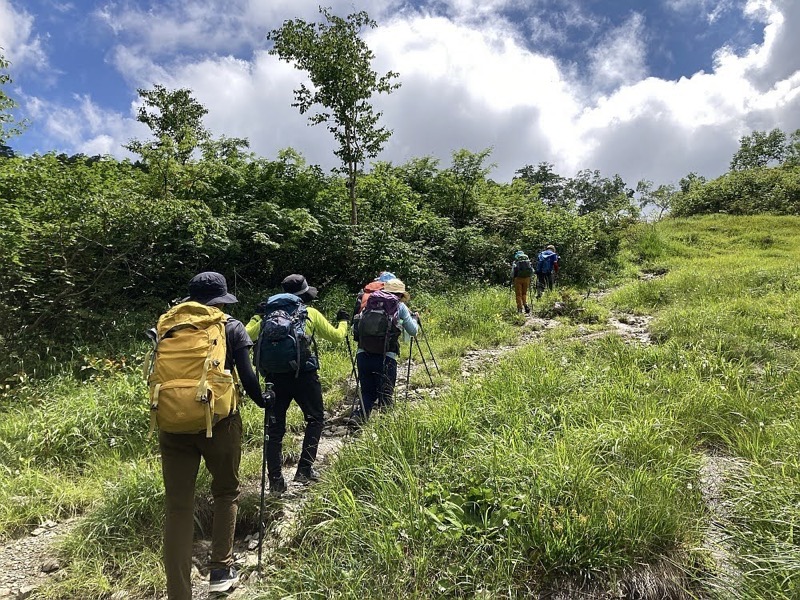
left=281, top=274, right=318, bottom=302
left=186, top=272, right=238, bottom=306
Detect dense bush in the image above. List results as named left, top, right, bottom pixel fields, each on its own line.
left=671, top=165, right=800, bottom=217
left=0, top=148, right=636, bottom=378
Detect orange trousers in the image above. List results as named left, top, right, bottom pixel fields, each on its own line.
left=513, top=277, right=531, bottom=310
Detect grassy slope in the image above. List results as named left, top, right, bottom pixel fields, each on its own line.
left=0, top=286, right=536, bottom=598
left=254, top=215, right=800, bottom=599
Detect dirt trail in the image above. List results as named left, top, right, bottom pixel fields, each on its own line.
left=4, top=276, right=727, bottom=600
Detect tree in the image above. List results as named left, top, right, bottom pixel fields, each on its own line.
left=678, top=171, right=706, bottom=193
left=514, top=162, right=566, bottom=207
left=564, top=169, right=636, bottom=218
left=431, top=148, right=495, bottom=227
left=730, top=128, right=787, bottom=170
left=268, top=7, right=400, bottom=226
left=784, top=129, right=800, bottom=167
left=0, top=50, right=27, bottom=146
left=125, top=84, right=210, bottom=165
left=636, top=179, right=676, bottom=220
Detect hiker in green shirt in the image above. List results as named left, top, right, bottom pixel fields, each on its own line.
left=246, top=274, right=348, bottom=496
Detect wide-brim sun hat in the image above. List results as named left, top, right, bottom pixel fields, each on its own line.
left=383, top=278, right=410, bottom=303
left=281, top=274, right=318, bottom=301
left=546, top=245, right=556, bottom=251
left=185, top=271, right=238, bottom=306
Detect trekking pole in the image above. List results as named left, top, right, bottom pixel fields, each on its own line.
left=257, top=383, right=274, bottom=574
left=404, top=337, right=413, bottom=402
left=345, top=334, right=366, bottom=419
left=417, top=318, right=440, bottom=375
left=414, top=336, right=435, bottom=386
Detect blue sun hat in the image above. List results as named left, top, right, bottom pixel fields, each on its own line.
left=514, top=250, right=525, bottom=260
left=376, top=271, right=396, bottom=282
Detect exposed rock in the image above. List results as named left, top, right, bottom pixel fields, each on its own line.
left=17, top=584, right=39, bottom=600
left=40, top=558, right=60, bottom=573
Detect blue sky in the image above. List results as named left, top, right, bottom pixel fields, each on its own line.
left=1, top=0, right=799, bottom=186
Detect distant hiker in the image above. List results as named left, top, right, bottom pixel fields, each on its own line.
left=147, top=271, right=266, bottom=599
left=349, top=278, right=418, bottom=424
left=535, top=244, right=560, bottom=299
left=246, top=274, right=348, bottom=496
left=352, top=270, right=396, bottom=318
left=511, top=250, right=533, bottom=314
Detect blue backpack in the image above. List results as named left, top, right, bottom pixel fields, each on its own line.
left=255, top=293, right=316, bottom=376
left=537, top=251, right=556, bottom=274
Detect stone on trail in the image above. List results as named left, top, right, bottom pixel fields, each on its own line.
left=40, top=558, right=60, bottom=573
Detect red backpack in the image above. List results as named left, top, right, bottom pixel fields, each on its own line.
left=358, top=281, right=385, bottom=312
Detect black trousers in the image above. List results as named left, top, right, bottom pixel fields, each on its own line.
left=266, top=370, right=325, bottom=480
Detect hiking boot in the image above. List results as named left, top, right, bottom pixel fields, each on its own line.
left=269, top=476, right=287, bottom=497
left=294, top=467, right=320, bottom=484
left=209, top=566, right=239, bottom=593
left=524, top=305, right=531, bottom=314
left=345, top=411, right=365, bottom=428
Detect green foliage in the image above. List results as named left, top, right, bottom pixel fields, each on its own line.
left=0, top=50, right=27, bottom=145
left=730, top=128, right=788, bottom=171
left=671, top=165, right=800, bottom=216
left=268, top=7, right=400, bottom=224
left=125, top=84, right=210, bottom=165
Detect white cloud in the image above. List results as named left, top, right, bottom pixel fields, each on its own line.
left=94, top=0, right=404, bottom=59
left=17, top=0, right=800, bottom=190
left=23, top=92, right=143, bottom=157
left=664, top=0, right=735, bottom=23
left=0, top=0, right=49, bottom=70
left=588, top=12, right=648, bottom=91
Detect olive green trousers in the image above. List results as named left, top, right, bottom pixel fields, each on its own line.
left=158, top=412, right=242, bottom=600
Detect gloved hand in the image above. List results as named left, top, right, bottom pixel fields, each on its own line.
left=336, top=307, right=350, bottom=323
left=258, top=390, right=275, bottom=411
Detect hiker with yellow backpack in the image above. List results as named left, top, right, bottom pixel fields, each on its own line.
left=145, top=272, right=267, bottom=599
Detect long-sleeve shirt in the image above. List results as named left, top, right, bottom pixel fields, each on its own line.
left=245, top=305, right=347, bottom=343
left=356, top=302, right=418, bottom=360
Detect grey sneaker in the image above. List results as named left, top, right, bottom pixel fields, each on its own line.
left=269, top=476, right=287, bottom=497
left=209, top=566, right=239, bottom=593
left=293, top=467, right=320, bottom=484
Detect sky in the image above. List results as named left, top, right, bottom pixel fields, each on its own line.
left=1, top=0, right=799, bottom=186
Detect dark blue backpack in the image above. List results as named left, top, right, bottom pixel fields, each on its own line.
left=255, top=293, right=316, bottom=376
left=537, top=251, right=555, bottom=274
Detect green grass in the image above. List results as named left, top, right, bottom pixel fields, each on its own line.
left=0, top=285, right=539, bottom=598
left=251, top=215, right=800, bottom=598
left=6, top=215, right=800, bottom=598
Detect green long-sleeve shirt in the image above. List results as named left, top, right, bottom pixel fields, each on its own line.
left=245, top=306, right=347, bottom=344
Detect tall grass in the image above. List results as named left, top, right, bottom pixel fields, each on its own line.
left=253, top=215, right=800, bottom=598
left=0, top=285, right=536, bottom=598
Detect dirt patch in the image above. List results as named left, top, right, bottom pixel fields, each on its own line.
left=698, top=451, right=745, bottom=596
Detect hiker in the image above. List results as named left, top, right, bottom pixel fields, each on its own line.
left=511, top=250, right=533, bottom=314
left=352, top=270, right=396, bottom=318
left=350, top=278, right=418, bottom=424
left=246, top=274, right=348, bottom=496
left=148, top=271, right=266, bottom=599
left=535, top=244, right=560, bottom=298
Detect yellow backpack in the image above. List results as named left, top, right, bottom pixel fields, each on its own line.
left=145, top=302, right=240, bottom=438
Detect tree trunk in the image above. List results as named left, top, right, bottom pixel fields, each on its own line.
left=348, top=161, right=357, bottom=226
